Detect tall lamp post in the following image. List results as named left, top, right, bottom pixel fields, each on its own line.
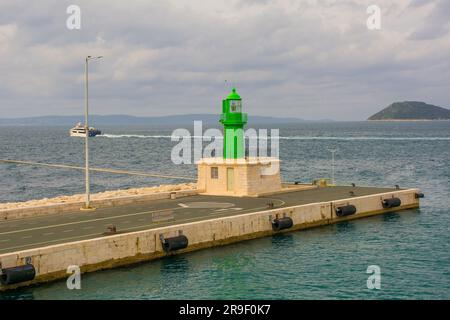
left=82, top=55, right=103, bottom=210
left=329, top=148, right=338, bottom=186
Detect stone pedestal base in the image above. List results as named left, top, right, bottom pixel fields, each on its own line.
left=197, top=157, right=282, bottom=197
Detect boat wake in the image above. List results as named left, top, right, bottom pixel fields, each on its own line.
left=278, top=136, right=450, bottom=141
left=99, top=134, right=173, bottom=139
left=99, top=134, right=450, bottom=141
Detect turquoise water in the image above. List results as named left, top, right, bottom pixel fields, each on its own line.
left=0, top=121, right=449, bottom=299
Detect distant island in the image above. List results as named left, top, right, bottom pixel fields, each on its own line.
left=0, top=114, right=332, bottom=126
left=368, top=101, right=450, bottom=121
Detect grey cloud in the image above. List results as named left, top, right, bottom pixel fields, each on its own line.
left=408, top=0, right=450, bottom=40
left=0, top=0, right=449, bottom=120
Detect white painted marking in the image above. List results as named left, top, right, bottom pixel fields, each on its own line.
left=213, top=207, right=242, bottom=213
left=180, top=202, right=235, bottom=209
left=62, top=229, right=74, bottom=233
left=82, top=226, right=94, bottom=230
left=0, top=207, right=183, bottom=236
left=0, top=207, right=268, bottom=252
left=21, top=235, right=32, bottom=239
left=0, top=199, right=287, bottom=253
left=0, top=203, right=116, bottom=226
left=178, top=203, right=189, bottom=208
left=0, top=232, right=100, bottom=252
left=130, top=205, right=279, bottom=229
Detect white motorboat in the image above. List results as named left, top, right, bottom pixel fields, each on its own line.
left=69, top=122, right=101, bottom=137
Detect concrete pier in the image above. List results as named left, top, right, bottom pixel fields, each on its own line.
left=0, top=185, right=421, bottom=290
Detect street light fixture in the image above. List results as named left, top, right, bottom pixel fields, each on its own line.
left=82, top=55, right=103, bottom=210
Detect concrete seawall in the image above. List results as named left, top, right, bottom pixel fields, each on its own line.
left=0, top=188, right=420, bottom=290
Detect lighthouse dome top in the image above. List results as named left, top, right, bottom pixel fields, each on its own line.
left=226, top=88, right=241, bottom=100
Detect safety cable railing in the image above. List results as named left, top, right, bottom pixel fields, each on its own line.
left=0, top=159, right=195, bottom=181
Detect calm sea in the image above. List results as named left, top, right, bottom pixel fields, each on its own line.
left=0, top=121, right=449, bottom=299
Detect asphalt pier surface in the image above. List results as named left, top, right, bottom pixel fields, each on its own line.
left=0, top=186, right=395, bottom=254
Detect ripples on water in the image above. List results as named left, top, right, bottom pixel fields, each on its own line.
left=0, top=121, right=449, bottom=299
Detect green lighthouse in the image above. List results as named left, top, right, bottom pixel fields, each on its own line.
left=220, top=88, right=248, bottom=159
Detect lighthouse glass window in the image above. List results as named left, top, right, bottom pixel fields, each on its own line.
left=229, top=100, right=242, bottom=113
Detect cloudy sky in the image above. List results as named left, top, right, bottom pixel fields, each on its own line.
left=0, top=0, right=449, bottom=120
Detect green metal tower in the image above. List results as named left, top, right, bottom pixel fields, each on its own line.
left=220, top=88, right=248, bottom=159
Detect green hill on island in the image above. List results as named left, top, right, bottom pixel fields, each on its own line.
left=368, top=101, right=450, bottom=120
